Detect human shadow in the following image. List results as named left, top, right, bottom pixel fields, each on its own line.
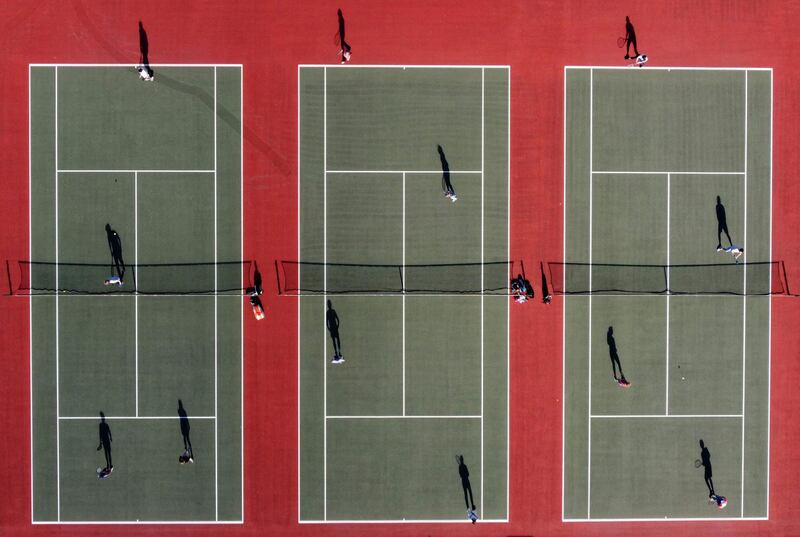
left=607, top=326, right=629, bottom=386
left=178, top=399, right=194, bottom=463
left=699, top=439, right=715, bottom=497
left=438, top=145, right=456, bottom=199
left=540, top=261, right=552, bottom=304
left=138, top=21, right=154, bottom=78
left=457, top=455, right=476, bottom=512
left=105, top=223, right=125, bottom=280
left=97, top=411, right=113, bottom=470
left=326, top=299, right=343, bottom=362
left=716, top=195, right=733, bottom=249
left=624, top=16, right=640, bottom=59
left=337, top=9, right=352, bottom=60
left=154, top=73, right=290, bottom=176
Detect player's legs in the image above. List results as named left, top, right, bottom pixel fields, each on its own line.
left=331, top=332, right=342, bottom=357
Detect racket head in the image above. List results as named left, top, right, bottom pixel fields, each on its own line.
left=617, top=36, right=626, bottom=48
left=333, top=30, right=341, bottom=46
left=694, top=459, right=703, bottom=468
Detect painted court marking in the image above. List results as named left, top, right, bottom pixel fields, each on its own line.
left=299, top=64, right=510, bottom=524
left=30, top=63, right=244, bottom=525
left=562, top=66, right=772, bottom=522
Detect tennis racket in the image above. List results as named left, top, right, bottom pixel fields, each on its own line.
left=694, top=459, right=703, bottom=468
left=617, top=36, right=627, bottom=48
left=333, top=30, right=341, bottom=46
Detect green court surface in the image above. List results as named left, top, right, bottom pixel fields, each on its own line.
left=297, top=66, right=509, bottom=522
left=29, top=65, right=243, bottom=523
left=563, top=68, right=771, bottom=520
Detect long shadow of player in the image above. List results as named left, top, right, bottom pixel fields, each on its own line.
left=138, top=21, right=154, bottom=79
left=457, top=455, right=476, bottom=513
left=715, top=195, right=734, bottom=249
left=540, top=261, right=552, bottom=304
left=105, top=223, right=126, bottom=281
left=337, top=9, right=352, bottom=62
left=699, top=439, right=715, bottom=496
left=327, top=300, right=343, bottom=363
left=607, top=326, right=630, bottom=387
left=623, top=16, right=640, bottom=59
left=178, top=400, right=194, bottom=463
left=96, top=412, right=113, bottom=473
left=438, top=145, right=457, bottom=201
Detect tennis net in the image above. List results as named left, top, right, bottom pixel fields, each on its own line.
left=545, top=261, right=789, bottom=296
left=8, top=261, right=254, bottom=295
left=277, top=260, right=517, bottom=295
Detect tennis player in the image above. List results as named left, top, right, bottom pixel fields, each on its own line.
left=710, top=494, right=728, bottom=509
left=633, top=54, right=648, bottom=67
left=468, top=508, right=479, bottom=523
left=718, top=245, right=744, bottom=263
left=136, top=64, right=154, bottom=81
left=104, top=275, right=123, bottom=286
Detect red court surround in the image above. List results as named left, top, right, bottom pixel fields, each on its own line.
left=1, top=1, right=799, bottom=535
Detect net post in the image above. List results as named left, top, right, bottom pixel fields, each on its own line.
left=664, top=264, right=669, bottom=294
left=398, top=264, right=404, bottom=293
left=780, top=260, right=790, bottom=295
left=5, top=260, right=12, bottom=296
left=274, top=260, right=282, bottom=295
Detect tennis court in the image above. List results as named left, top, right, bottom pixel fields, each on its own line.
left=295, top=65, right=509, bottom=523
left=562, top=67, right=772, bottom=521
left=28, top=64, right=243, bottom=523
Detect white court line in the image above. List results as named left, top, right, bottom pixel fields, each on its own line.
left=565, top=66, right=772, bottom=72
left=213, top=66, right=219, bottom=522
left=322, top=65, right=328, bottom=521
left=28, top=63, right=34, bottom=524
left=299, top=64, right=510, bottom=69
left=587, top=67, right=593, bottom=519
left=31, top=63, right=243, bottom=67
left=240, top=63, right=245, bottom=523
left=592, top=170, right=745, bottom=175
left=59, top=415, right=217, bottom=420
left=480, top=66, right=485, bottom=519
left=564, top=517, right=767, bottom=522
left=57, top=169, right=215, bottom=173
left=326, top=415, right=481, bottom=419
left=296, top=65, right=302, bottom=523
left=767, top=70, right=773, bottom=518
left=666, top=173, right=670, bottom=415
left=325, top=170, right=481, bottom=174
left=135, top=171, right=139, bottom=416
left=506, top=64, right=511, bottom=520
left=561, top=65, right=567, bottom=522
left=590, top=414, right=743, bottom=419
left=34, top=520, right=243, bottom=525
left=300, top=518, right=509, bottom=524
left=740, top=70, right=748, bottom=517
left=54, top=65, right=61, bottom=522
left=402, top=172, right=406, bottom=416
